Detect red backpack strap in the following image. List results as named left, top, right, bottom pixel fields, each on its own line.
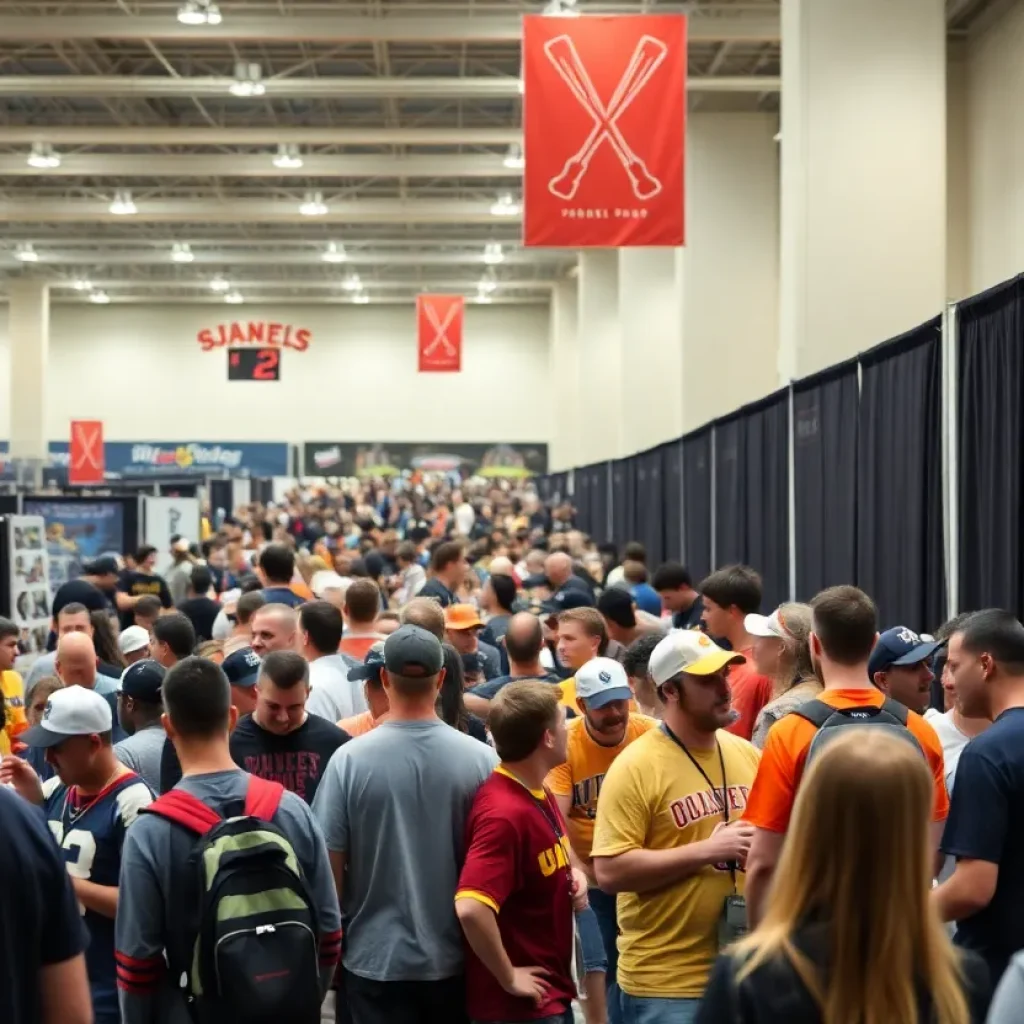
left=244, top=775, right=285, bottom=821
left=143, top=789, right=223, bottom=836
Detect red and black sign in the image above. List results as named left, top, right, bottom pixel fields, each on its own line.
left=228, top=349, right=281, bottom=381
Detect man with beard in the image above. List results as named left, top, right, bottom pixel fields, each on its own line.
left=546, top=658, right=656, bottom=1023
left=591, top=631, right=759, bottom=1024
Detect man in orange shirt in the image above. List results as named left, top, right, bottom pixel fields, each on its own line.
left=743, top=585, right=949, bottom=926
left=338, top=643, right=391, bottom=737
left=340, top=580, right=385, bottom=662
left=699, top=566, right=774, bottom=741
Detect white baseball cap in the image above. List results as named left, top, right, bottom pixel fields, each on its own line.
left=118, top=625, right=151, bottom=655
left=311, top=570, right=350, bottom=598
left=22, top=687, right=112, bottom=748
left=575, top=657, right=633, bottom=708
left=744, top=608, right=787, bottom=640
left=649, top=630, right=746, bottom=686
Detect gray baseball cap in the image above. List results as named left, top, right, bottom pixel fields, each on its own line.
left=384, top=624, right=444, bottom=678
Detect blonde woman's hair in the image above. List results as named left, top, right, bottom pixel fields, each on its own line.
left=771, top=602, right=817, bottom=697
left=735, top=730, right=970, bottom=1024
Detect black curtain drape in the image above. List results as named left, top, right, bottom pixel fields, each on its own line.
left=793, top=359, right=860, bottom=601
left=662, top=440, right=684, bottom=564
left=713, top=414, right=745, bottom=569
left=548, top=471, right=569, bottom=505
left=742, top=390, right=790, bottom=611
left=589, top=462, right=611, bottom=544
left=958, top=275, right=1024, bottom=617
left=610, top=457, right=638, bottom=551
left=635, top=447, right=665, bottom=565
left=573, top=463, right=594, bottom=536
left=682, top=429, right=713, bottom=583
left=857, top=318, right=946, bottom=631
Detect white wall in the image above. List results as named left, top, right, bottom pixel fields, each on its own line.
left=965, top=0, right=1024, bottom=295
left=0, top=302, right=552, bottom=443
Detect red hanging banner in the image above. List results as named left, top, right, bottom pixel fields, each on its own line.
left=522, top=14, right=687, bottom=249
left=69, top=420, right=105, bottom=485
left=417, top=294, right=464, bottom=372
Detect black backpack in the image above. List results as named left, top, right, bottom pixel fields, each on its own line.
left=793, top=697, right=925, bottom=765
left=144, top=776, right=323, bottom=1024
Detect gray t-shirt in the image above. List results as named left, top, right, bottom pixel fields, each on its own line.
left=113, top=724, right=166, bottom=794
left=306, top=654, right=367, bottom=722
left=312, top=719, right=498, bottom=982
left=116, top=769, right=341, bottom=1024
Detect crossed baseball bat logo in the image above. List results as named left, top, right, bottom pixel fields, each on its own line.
left=72, top=422, right=103, bottom=473
left=422, top=300, right=459, bottom=358
left=544, top=33, right=668, bottom=202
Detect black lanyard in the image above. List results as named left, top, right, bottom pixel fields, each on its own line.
left=501, top=768, right=574, bottom=890
left=659, top=723, right=730, bottom=823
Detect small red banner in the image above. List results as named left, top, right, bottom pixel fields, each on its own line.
left=69, top=420, right=104, bottom=485
left=523, top=14, right=687, bottom=248
left=417, top=295, right=464, bottom=372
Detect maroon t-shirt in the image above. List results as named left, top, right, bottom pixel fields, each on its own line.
left=457, top=769, right=576, bottom=1022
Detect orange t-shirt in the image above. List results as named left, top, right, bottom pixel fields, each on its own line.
left=743, top=687, right=949, bottom=833
left=340, top=634, right=384, bottom=662
left=723, top=650, right=774, bottom=742
left=338, top=710, right=379, bottom=736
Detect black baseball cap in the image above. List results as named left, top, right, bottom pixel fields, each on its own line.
left=348, top=641, right=386, bottom=682
left=222, top=647, right=261, bottom=688
left=118, top=659, right=166, bottom=703
left=83, top=555, right=119, bottom=576
left=597, top=586, right=637, bottom=629
left=868, top=627, right=944, bottom=679
left=384, top=624, right=444, bottom=678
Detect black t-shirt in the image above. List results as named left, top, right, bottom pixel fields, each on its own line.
left=176, top=596, right=221, bottom=643
left=229, top=714, right=350, bottom=805
left=418, top=578, right=455, bottom=607
left=0, top=787, right=88, bottom=1024
left=117, top=570, right=173, bottom=629
left=672, top=594, right=705, bottom=631
left=52, top=578, right=113, bottom=617
left=942, top=706, right=1024, bottom=981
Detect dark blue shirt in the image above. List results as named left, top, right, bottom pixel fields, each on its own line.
left=671, top=594, right=705, bottom=631
left=260, top=585, right=306, bottom=608
left=0, top=786, right=88, bottom=1024
left=630, top=582, right=663, bottom=618
left=418, top=578, right=455, bottom=607
left=941, top=706, right=1024, bottom=981
left=468, top=671, right=563, bottom=702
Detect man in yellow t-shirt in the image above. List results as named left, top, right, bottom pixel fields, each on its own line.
left=547, top=656, right=655, bottom=1021
left=0, top=619, right=27, bottom=755
left=592, top=630, right=760, bottom=1021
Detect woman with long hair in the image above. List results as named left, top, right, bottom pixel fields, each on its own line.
left=90, top=610, right=126, bottom=671
left=748, top=603, right=822, bottom=749
left=696, top=730, right=990, bottom=1023
left=438, top=642, right=488, bottom=743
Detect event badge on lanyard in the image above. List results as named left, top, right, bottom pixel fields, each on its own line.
left=659, top=723, right=748, bottom=947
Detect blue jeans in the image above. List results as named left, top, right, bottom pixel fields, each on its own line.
left=619, top=994, right=702, bottom=1024
left=575, top=904, right=608, bottom=974
left=588, top=887, right=622, bottom=1024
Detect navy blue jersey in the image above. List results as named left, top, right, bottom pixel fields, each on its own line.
left=43, top=771, right=154, bottom=1023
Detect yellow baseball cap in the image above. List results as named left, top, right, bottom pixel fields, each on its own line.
left=648, top=630, right=745, bottom=685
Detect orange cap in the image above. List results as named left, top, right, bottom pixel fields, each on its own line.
left=444, top=604, right=485, bottom=631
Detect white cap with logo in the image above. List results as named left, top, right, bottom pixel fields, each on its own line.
left=575, top=657, right=633, bottom=708
left=119, top=625, right=151, bottom=655
left=21, top=686, right=113, bottom=748
left=648, top=630, right=746, bottom=686
left=744, top=608, right=787, bottom=640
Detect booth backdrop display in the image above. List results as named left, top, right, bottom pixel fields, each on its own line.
left=142, top=497, right=202, bottom=565
left=6, top=516, right=52, bottom=655
left=303, top=442, right=548, bottom=479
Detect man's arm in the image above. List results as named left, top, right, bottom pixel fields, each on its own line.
left=40, top=955, right=93, bottom=1024
left=744, top=827, right=785, bottom=928
left=72, top=877, right=118, bottom=918
left=933, top=859, right=999, bottom=923
left=464, top=693, right=491, bottom=718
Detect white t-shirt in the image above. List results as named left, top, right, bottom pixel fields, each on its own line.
left=923, top=708, right=970, bottom=794
left=454, top=502, right=475, bottom=536
left=306, top=654, right=368, bottom=723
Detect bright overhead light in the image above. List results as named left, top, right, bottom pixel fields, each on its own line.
left=475, top=292, right=493, bottom=304
left=483, top=242, right=504, bottom=265
left=342, top=273, right=362, bottom=292
left=352, top=292, right=370, bottom=304
left=230, top=61, right=265, bottom=97
left=177, top=1, right=220, bottom=25
left=27, top=143, right=61, bottom=169
left=478, top=273, right=498, bottom=295
left=109, top=189, right=137, bottom=215
left=224, top=291, right=243, bottom=305
left=322, top=242, right=348, bottom=263
left=272, top=143, right=303, bottom=170
left=209, top=274, right=230, bottom=292
left=72, top=277, right=92, bottom=291
left=89, top=290, right=111, bottom=304
left=170, top=242, right=194, bottom=263
left=542, top=0, right=579, bottom=15
left=14, top=243, right=39, bottom=263
left=503, top=144, right=525, bottom=170
left=491, top=193, right=521, bottom=216
left=299, top=190, right=328, bottom=216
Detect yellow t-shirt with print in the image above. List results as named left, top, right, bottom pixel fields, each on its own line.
left=546, top=713, right=656, bottom=861
left=0, top=670, right=27, bottom=756
left=591, top=726, right=760, bottom=998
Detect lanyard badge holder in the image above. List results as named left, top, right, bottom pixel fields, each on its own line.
left=659, top=724, right=749, bottom=948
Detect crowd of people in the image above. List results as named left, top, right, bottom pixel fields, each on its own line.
left=1, top=478, right=1023, bottom=1024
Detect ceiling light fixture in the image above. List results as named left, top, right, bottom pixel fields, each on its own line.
left=272, top=143, right=303, bottom=170
left=109, top=189, right=137, bottom=215
left=490, top=193, right=521, bottom=217
left=342, top=273, right=362, bottom=292
left=209, top=274, right=230, bottom=292
left=224, top=291, right=243, bottom=305
left=352, top=292, right=370, bottom=304
left=170, top=242, right=194, bottom=263
left=542, top=0, right=580, bottom=16
left=177, top=1, right=221, bottom=25
left=503, top=144, right=525, bottom=170
left=322, top=242, right=348, bottom=263
left=14, top=243, right=39, bottom=263
left=483, top=242, right=505, bottom=265
left=72, top=277, right=92, bottom=291
left=299, top=190, right=328, bottom=216
left=475, top=291, right=493, bottom=304
left=229, top=61, right=265, bottom=97
left=89, top=290, right=111, bottom=304
left=478, top=272, right=498, bottom=295
left=27, top=142, right=61, bottom=169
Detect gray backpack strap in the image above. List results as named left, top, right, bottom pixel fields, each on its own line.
left=792, top=699, right=836, bottom=730
left=879, top=696, right=909, bottom=725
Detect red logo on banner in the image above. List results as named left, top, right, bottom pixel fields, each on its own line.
left=69, top=420, right=104, bottom=485
left=523, top=14, right=686, bottom=248
left=417, top=295, right=464, bottom=372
